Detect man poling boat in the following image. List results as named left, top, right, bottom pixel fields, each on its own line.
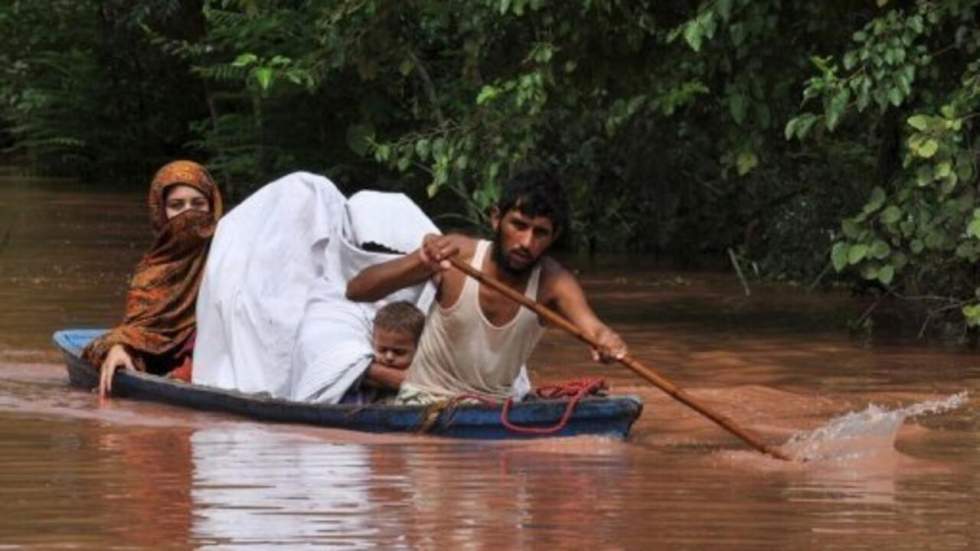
left=345, top=169, right=629, bottom=405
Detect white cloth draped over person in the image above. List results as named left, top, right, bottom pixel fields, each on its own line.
left=192, top=172, right=440, bottom=403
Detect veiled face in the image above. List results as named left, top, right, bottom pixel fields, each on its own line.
left=149, top=160, right=222, bottom=233
left=164, top=185, right=210, bottom=220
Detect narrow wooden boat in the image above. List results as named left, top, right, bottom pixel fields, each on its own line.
left=53, top=329, right=643, bottom=439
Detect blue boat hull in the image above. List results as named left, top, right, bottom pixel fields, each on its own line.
left=53, top=329, right=643, bottom=440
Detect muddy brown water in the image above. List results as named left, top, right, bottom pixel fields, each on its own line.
left=2, top=171, right=980, bottom=548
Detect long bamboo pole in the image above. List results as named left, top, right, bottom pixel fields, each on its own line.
left=448, top=256, right=792, bottom=461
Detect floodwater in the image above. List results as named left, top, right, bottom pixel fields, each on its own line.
left=2, top=169, right=980, bottom=549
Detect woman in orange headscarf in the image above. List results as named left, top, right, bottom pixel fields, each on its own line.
left=83, top=160, right=223, bottom=399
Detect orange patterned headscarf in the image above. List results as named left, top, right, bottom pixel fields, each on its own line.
left=83, top=160, right=223, bottom=374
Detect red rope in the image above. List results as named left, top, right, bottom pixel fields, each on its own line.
left=445, top=377, right=607, bottom=435
left=533, top=377, right=607, bottom=400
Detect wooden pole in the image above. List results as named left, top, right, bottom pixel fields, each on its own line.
left=448, top=256, right=791, bottom=461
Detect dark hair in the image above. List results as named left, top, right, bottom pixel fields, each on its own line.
left=497, top=169, right=569, bottom=233
left=373, top=301, right=426, bottom=342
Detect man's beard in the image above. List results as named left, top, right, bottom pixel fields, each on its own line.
left=492, top=228, right=537, bottom=277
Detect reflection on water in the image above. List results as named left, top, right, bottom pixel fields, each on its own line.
left=191, top=427, right=373, bottom=547
left=2, top=173, right=980, bottom=547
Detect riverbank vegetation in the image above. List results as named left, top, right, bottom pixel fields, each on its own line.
left=1, top=0, right=978, bottom=337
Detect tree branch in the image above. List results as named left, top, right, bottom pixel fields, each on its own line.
left=407, top=49, right=446, bottom=128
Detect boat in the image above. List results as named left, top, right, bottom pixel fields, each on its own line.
left=53, top=329, right=643, bottom=439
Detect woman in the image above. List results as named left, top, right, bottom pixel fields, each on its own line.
left=83, top=160, right=223, bottom=399
left=192, top=173, right=440, bottom=404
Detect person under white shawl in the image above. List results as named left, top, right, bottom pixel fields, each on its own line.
left=192, top=172, right=437, bottom=403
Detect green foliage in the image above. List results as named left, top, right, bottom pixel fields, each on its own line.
left=3, top=0, right=980, bottom=334
left=0, top=0, right=207, bottom=178
left=789, top=0, right=980, bottom=332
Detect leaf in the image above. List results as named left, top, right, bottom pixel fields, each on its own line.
left=918, top=139, right=939, bottom=158
left=865, top=187, right=886, bottom=213
left=254, top=67, right=273, bottom=91
left=730, top=22, right=745, bottom=47
left=925, top=230, right=946, bottom=250
left=684, top=21, right=703, bottom=52
left=700, top=12, right=717, bottom=40
left=415, top=138, right=430, bottom=160
left=232, top=53, right=258, bottom=67
left=915, top=165, right=933, bottom=186
left=374, top=144, right=391, bottom=162
left=907, top=114, right=929, bottom=130
left=269, top=55, right=290, bottom=67
left=956, top=242, right=977, bottom=261
left=910, top=239, right=924, bottom=253
left=729, top=93, right=747, bottom=125
left=884, top=48, right=896, bottom=66
left=399, top=59, right=414, bottom=76
left=888, top=86, right=903, bottom=107
left=957, top=155, right=975, bottom=181
left=841, top=218, right=862, bottom=239
left=963, top=304, right=980, bottom=327
left=880, top=205, right=902, bottom=224
left=432, top=137, right=447, bottom=159
left=784, top=117, right=798, bottom=141
left=870, top=239, right=891, bottom=259
left=831, top=242, right=850, bottom=271
left=426, top=181, right=441, bottom=198
left=715, top=0, right=733, bottom=20
left=892, top=252, right=909, bottom=269
left=877, top=264, right=895, bottom=284
left=736, top=151, right=758, bottom=175
left=345, top=124, right=375, bottom=156
left=476, top=85, right=499, bottom=105
left=896, top=71, right=911, bottom=94
left=826, top=89, right=850, bottom=130
left=848, top=243, right=869, bottom=264
left=797, top=114, right=818, bottom=139
left=900, top=219, right=915, bottom=237
left=940, top=173, right=959, bottom=195
left=967, top=218, right=980, bottom=239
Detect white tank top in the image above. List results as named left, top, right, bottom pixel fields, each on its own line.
left=404, top=240, right=546, bottom=399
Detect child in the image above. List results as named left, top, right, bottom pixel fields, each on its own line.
left=365, top=301, right=426, bottom=390
left=340, top=301, right=425, bottom=404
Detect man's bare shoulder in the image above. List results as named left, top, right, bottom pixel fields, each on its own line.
left=440, top=232, right=479, bottom=261
left=538, top=256, right=579, bottom=292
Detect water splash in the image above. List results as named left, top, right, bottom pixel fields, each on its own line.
left=781, top=392, right=968, bottom=462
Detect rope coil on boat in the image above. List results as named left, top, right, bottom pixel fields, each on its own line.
left=416, top=377, right=607, bottom=435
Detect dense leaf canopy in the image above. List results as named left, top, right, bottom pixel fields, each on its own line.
left=2, top=0, right=979, bottom=333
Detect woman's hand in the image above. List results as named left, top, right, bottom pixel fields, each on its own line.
left=99, top=344, right=136, bottom=399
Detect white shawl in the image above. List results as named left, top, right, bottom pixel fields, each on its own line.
left=193, top=172, right=437, bottom=402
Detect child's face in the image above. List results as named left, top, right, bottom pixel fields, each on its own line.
left=372, top=327, right=417, bottom=369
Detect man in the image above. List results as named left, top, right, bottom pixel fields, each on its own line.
left=345, top=170, right=627, bottom=403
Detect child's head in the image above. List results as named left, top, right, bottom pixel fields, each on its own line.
left=372, top=301, right=425, bottom=369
